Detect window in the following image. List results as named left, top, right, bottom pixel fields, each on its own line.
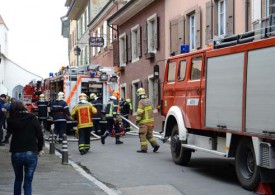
left=191, top=56, right=202, bottom=80
left=218, top=0, right=226, bottom=36
left=178, top=60, right=187, bottom=81
left=92, top=32, right=96, bottom=56
left=148, top=76, right=157, bottom=109
left=147, top=14, right=158, bottom=53
left=132, top=81, right=140, bottom=113
left=103, top=21, right=108, bottom=48
left=119, top=33, right=127, bottom=66
left=97, top=27, right=101, bottom=53
left=131, top=25, right=141, bottom=61
left=120, top=84, right=126, bottom=100
left=189, top=14, right=196, bottom=50
left=167, top=61, right=176, bottom=82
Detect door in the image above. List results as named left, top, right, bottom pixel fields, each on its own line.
left=185, top=55, right=202, bottom=129
left=162, top=60, right=177, bottom=115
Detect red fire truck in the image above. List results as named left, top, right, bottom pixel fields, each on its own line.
left=161, top=31, right=275, bottom=191
left=23, top=80, right=43, bottom=114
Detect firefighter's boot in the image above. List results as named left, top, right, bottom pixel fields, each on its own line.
left=115, top=136, right=123, bottom=144
left=101, top=131, right=109, bottom=145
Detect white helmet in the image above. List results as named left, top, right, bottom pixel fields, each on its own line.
left=90, top=93, right=97, bottom=100
left=79, top=93, right=87, bottom=103
left=39, top=94, right=45, bottom=101
left=57, top=91, right=65, bottom=100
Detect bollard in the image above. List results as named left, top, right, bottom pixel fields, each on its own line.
left=49, top=130, right=55, bottom=154
left=62, top=134, right=69, bottom=165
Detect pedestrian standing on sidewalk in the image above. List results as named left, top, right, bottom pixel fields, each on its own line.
left=7, top=101, right=44, bottom=195
left=135, top=88, right=160, bottom=153
left=0, top=94, right=7, bottom=146
left=71, top=93, right=97, bottom=155
left=51, top=91, right=70, bottom=143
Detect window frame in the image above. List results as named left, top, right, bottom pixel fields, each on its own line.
left=218, top=0, right=226, bottom=36
left=167, top=61, right=177, bottom=82
left=178, top=60, right=187, bottom=81
left=131, top=24, right=140, bottom=62
left=119, top=33, right=127, bottom=67
left=147, top=13, right=158, bottom=53
left=189, top=14, right=196, bottom=51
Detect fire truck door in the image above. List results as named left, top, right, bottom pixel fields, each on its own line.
left=185, top=55, right=202, bottom=129
left=162, top=60, right=177, bottom=114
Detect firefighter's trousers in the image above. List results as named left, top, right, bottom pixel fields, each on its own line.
left=138, top=123, right=158, bottom=151
left=54, top=121, right=67, bottom=140
left=78, top=127, right=92, bottom=152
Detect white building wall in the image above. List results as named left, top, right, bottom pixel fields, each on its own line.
left=0, top=24, right=8, bottom=56
left=0, top=56, right=42, bottom=97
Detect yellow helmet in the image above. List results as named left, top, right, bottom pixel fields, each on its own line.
left=136, top=88, right=146, bottom=96
left=79, top=93, right=87, bottom=101
left=57, top=91, right=64, bottom=99
left=90, top=93, right=97, bottom=100
left=39, top=94, right=45, bottom=100
left=113, top=90, right=120, bottom=99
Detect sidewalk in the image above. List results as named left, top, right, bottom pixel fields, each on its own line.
left=0, top=143, right=106, bottom=195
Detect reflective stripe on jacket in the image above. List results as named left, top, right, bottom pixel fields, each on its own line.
left=105, top=99, right=118, bottom=118
left=71, top=102, right=97, bottom=129
left=136, top=98, right=154, bottom=124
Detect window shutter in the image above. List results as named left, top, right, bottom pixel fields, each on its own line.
left=178, top=16, right=185, bottom=52
left=143, top=22, right=148, bottom=54
left=205, top=1, right=213, bottom=44
left=137, top=26, right=141, bottom=57
left=226, top=0, right=234, bottom=35
left=103, top=21, right=108, bottom=48
left=127, top=31, right=132, bottom=62
left=154, top=15, right=159, bottom=50
left=170, top=19, right=179, bottom=54
left=124, top=35, right=128, bottom=63
left=195, top=6, right=201, bottom=49
left=213, top=1, right=218, bottom=36
left=113, top=39, right=119, bottom=67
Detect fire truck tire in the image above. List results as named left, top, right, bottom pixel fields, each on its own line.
left=171, top=124, right=191, bottom=166
left=235, top=138, right=260, bottom=191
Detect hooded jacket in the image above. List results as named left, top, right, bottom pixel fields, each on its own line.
left=7, top=111, right=44, bottom=153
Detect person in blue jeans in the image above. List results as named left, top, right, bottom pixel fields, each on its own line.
left=7, top=101, right=44, bottom=195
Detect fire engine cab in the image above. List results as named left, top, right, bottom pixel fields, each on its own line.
left=161, top=30, right=275, bottom=191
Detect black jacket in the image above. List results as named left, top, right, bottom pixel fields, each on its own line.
left=7, top=112, right=44, bottom=153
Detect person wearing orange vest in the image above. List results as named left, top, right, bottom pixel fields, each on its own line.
left=71, top=93, right=97, bottom=155
left=136, top=88, right=160, bottom=153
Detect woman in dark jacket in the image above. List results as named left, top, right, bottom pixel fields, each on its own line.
left=7, top=101, right=44, bottom=195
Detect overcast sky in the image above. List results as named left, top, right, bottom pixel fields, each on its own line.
left=0, top=0, right=69, bottom=78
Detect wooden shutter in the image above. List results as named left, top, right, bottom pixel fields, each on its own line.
left=143, top=22, right=148, bottom=54
left=195, top=6, right=201, bottom=49
left=178, top=15, right=185, bottom=52
left=213, top=1, right=218, bottom=36
left=113, top=39, right=119, bottom=67
left=226, top=0, right=234, bottom=35
left=170, top=19, right=179, bottom=54
left=137, top=26, right=141, bottom=57
left=154, top=16, right=159, bottom=50
left=127, top=31, right=132, bottom=62
left=205, top=1, right=213, bottom=44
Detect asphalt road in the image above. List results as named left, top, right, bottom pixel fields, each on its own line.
left=52, top=133, right=254, bottom=195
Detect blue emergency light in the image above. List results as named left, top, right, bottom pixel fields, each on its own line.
left=180, top=44, right=189, bottom=54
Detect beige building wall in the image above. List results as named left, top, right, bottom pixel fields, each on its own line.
left=69, top=20, right=77, bottom=67
left=165, top=0, right=247, bottom=57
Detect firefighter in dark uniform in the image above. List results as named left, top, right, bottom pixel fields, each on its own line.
left=36, top=94, right=49, bottom=130
left=71, top=93, right=97, bottom=155
left=90, top=93, right=102, bottom=135
left=120, top=98, right=131, bottom=132
left=50, top=91, right=70, bottom=143
left=136, top=88, right=160, bottom=153
left=101, top=91, right=123, bottom=145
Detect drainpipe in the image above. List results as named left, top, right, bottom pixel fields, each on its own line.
left=245, top=0, right=249, bottom=32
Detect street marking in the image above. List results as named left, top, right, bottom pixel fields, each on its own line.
left=45, top=143, right=121, bottom=195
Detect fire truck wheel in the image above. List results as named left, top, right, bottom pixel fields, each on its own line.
left=170, top=124, right=191, bottom=166
left=235, top=138, right=260, bottom=191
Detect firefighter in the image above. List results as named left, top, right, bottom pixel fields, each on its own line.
left=36, top=94, right=49, bottom=130
left=101, top=92, right=123, bottom=145
left=71, top=93, right=97, bottom=155
left=90, top=93, right=102, bottom=135
left=50, top=91, right=70, bottom=143
left=136, top=88, right=160, bottom=153
left=120, top=98, right=132, bottom=132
